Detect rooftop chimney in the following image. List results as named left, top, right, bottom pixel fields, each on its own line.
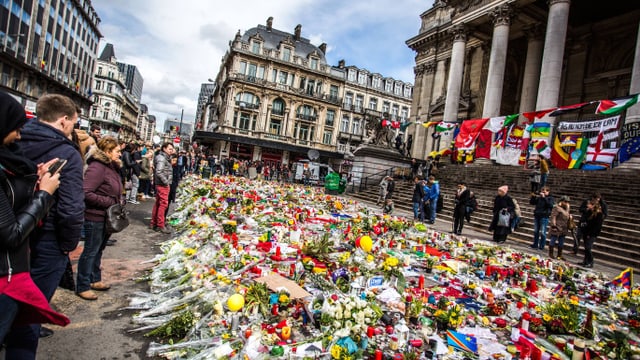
left=294, top=24, right=301, bottom=40
left=338, top=59, right=345, bottom=68
left=266, top=17, right=273, bottom=31
left=319, top=43, right=327, bottom=54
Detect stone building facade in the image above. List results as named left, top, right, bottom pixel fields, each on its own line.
left=406, top=0, right=640, bottom=160
left=194, top=17, right=412, bottom=170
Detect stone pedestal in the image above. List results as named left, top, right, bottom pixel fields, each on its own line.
left=349, top=145, right=412, bottom=192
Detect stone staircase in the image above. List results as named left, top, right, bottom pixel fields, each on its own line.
left=349, top=162, right=640, bottom=273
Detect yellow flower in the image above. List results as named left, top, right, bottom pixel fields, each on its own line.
left=543, top=314, right=552, bottom=322
left=184, top=248, right=196, bottom=256
left=279, top=293, right=290, bottom=304
left=366, top=255, right=374, bottom=262
left=385, top=257, right=399, bottom=268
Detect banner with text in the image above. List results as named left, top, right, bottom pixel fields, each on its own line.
left=557, top=116, right=619, bottom=133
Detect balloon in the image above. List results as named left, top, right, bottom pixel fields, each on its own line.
left=360, top=235, right=373, bottom=252
left=227, top=294, right=245, bottom=312
left=355, top=236, right=361, bottom=248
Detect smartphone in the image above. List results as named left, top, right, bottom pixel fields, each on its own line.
left=47, top=159, right=67, bottom=175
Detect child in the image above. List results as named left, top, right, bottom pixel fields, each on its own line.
left=382, top=198, right=394, bottom=215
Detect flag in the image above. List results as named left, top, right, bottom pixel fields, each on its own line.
left=75, top=81, right=80, bottom=91
left=568, top=136, right=588, bottom=169
left=551, top=283, right=564, bottom=296
left=446, top=329, right=478, bottom=354
left=485, top=114, right=519, bottom=132
left=532, top=139, right=551, bottom=158
left=526, top=122, right=551, bottom=138
left=548, top=102, right=591, bottom=117
left=435, top=122, right=456, bottom=132
left=596, top=94, right=639, bottom=115
left=610, top=267, right=632, bottom=291
left=381, top=119, right=390, bottom=127
left=400, top=121, right=416, bottom=132
left=475, top=129, right=492, bottom=159
left=422, top=121, right=439, bottom=128
left=40, top=59, right=46, bottom=70
left=454, top=118, right=489, bottom=150
left=25, top=110, right=36, bottom=119
left=391, top=121, right=400, bottom=129
left=522, top=109, right=553, bottom=123
left=619, top=136, right=640, bottom=163
left=585, top=125, right=618, bottom=165
left=551, top=134, right=571, bottom=169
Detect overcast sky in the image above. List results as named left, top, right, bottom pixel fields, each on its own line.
left=92, top=0, right=431, bottom=129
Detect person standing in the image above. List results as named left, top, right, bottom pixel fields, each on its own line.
left=578, top=199, right=604, bottom=268
left=76, top=136, right=123, bottom=301
left=376, top=176, right=389, bottom=206
left=151, top=143, right=174, bottom=234
left=0, top=92, right=68, bottom=343
left=453, top=182, right=470, bottom=235
left=548, top=195, right=572, bottom=260
left=411, top=177, right=425, bottom=222
left=529, top=186, right=555, bottom=250
left=385, top=176, right=395, bottom=200
left=465, top=191, right=478, bottom=223
left=574, top=192, right=608, bottom=254
left=123, top=143, right=141, bottom=205
left=424, top=175, right=439, bottom=224
left=138, top=151, right=153, bottom=199
left=488, top=185, right=515, bottom=243
left=539, top=155, right=549, bottom=188
left=89, top=124, right=101, bottom=143
left=6, top=94, right=85, bottom=358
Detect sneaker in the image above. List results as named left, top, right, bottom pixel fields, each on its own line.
left=127, top=200, right=140, bottom=205
left=157, top=227, right=172, bottom=234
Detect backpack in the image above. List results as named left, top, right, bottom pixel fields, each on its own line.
left=422, top=184, right=431, bottom=201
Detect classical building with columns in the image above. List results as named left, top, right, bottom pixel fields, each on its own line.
left=406, top=0, right=640, bottom=160
left=194, top=17, right=412, bottom=170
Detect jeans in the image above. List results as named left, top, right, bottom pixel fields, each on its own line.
left=453, top=206, right=465, bottom=233
left=151, top=185, right=170, bottom=229
left=412, top=202, right=424, bottom=221
left=427, top=199, right=437, bottom=222
left=532, top=216, right=549, bottom=249
left=540, top=173, right=548, bottom=188
left=126, top=174, right=139, bottom=201
left=76, top=221, right=108, bottom=293
left=5, top=236, right=68, bottom=359
left=139, top=178, right=151, bottom=196
left=0, top=294, right=19, bottom=343
left=549, top=234, right=565, bottom=248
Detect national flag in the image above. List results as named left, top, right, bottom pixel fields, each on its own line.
left=522, top=109, right=554, bottom=123
left=568, top=136, right=588, bottom=169
left=619, top=136, right=640, bottom=163
left=400, top=121, right=416, bottom=132
left=454, top=118, right=489, bottom=150
left=435, top=122, right=456, bottom=132
left=485, top=114, right=519, bottom=132
left=610, top=267, right=632, bottom=291
left=595, top=94, right=639, bottom=115
left=526, top=122, right=551, bottom=138
left=532, top=139, right=551, bottom=158
left=381, top=119, right=390, bottom=127
left=585, top=124, right=618, bottom=165
left=446, top=329, right=478, bottom=354
left=40, top=59, right=46, bottom=70
left=422, top=121, right=439, bottom=128
left=475, top=129, right=492, bottom=159
left=75, top=81, right=80, bottom=91
left=551, top=134, right=571, bottom=169
left=391, top=121, right=400, bottom=129
left=548, top=102, right=591, bottom=117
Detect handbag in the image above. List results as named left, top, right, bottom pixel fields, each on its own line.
left=497, top=209, right=511, bottom=227
left=567, top=216, right=577, bottom=230
left=106, top=201, right=129, bottom=234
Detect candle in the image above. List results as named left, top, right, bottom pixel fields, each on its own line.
left=418, top=274, right=425, bottom=289
left=374, top=349, right=383, bottom=360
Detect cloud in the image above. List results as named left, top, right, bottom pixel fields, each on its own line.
left=93, top=0, right=428, bottom=129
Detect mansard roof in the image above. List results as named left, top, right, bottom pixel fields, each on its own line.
left=241, top=24, right=327, bottom=64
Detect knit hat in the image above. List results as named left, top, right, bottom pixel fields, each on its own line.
left=559, top=195, right=571, bottom=202
left=498, top=185, right=509, bottom=193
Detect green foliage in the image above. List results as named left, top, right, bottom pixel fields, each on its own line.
left=146, top=310, right=195, bottom=341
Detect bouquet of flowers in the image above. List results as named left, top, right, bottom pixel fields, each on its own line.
left=320, top=296, right=381, bottom=338
left=541, top=296, right=581, bottom=334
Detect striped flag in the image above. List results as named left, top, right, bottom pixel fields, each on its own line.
left=526, top=122, right=551, bottom=139
left=595, top=94, right=639, bottom=115
left=610, top=267, right=632, bottom=291
left=422, top=121, right=439, bottom=128
left=549, top=102, right=591, bottom=117
left=446, top=329, right=478, bottom=354
left=435, top=122, right=456, bottom=132
left=486, top=114, right=519, bottom=132
left=522, top=109, right=554, bottom=123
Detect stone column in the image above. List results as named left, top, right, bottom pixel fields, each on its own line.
left=535, top=0, right=571, bottom=123
left=519, top=24, right=544, bottom=116
left=626, top=21, right=640, bottom=124
left=482, top=4, right=513, bottom=118
left=443, top=25, right=467, bottom=123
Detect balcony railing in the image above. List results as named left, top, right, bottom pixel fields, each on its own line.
left=235, top=101, right=260, bottom=110
left=296, top=113, right=317, bottom=121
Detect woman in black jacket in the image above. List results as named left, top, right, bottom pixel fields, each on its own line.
left=578, top=199, right=604, bottom=268
left=488, top=185, right=515, bottom=243
left=0, top=92, right=67, bottom=342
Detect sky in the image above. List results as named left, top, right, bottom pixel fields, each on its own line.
left=92, top=0, right=432, bottom=130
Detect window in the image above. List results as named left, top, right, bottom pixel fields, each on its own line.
left=257, top=65, right=265, bottom=79
left=323, top=130, right=332, bottom=145
left=382, top=101, right=390, bottom=114
left=347, top=69, right=356, bottom=82
left=247, top=63, right=257, bottom=81
left=296, top=123, right=310, bottom=140
left=385, top=80, right=393, bottom=93
left=94, top=80, right=101, bottom=90
left=236, top=112, right=251, bottom=130
left=401, top=107, right=409, bottom=122
left=325, top=109, right=335, bottom=127
left=97, top=66, right=102, bottom=75
left=358, top=72, right=366, bottom=85
left=329, top=85, right=339, bottom=102
left=239, top=61, right=247, bottom=75
left=269, top=119, right=282, bottom=135
left=394, top=83, right=402, bottom=95
left=252, top=41, right=261, bottom=54
left=340, top=116, right=349, bottom=132
left=272, top=99, right=285, bottom=116
left=352, top=118, right=361, bottom=135
left=278, top=71, right=288, bottom=85
left=297, top=105, right=315, bottom=121
left=392, top=104, right=399, bottom=120
left=235, top=92, right=259, bottom=109
left=404, top=86, right=412, bottom=98
left=282, top=47, right=291, bottom=62
left=310, top=58, right=318, bottom=70
left=106, top=83, right=112, bottom=93
left=344, top=92, right=353, bottom=107
left=271, top=69, right=277, bottom=82
left=306, top=79, right=315, bottom=95
left=355, top=95, right=364, bottom=112
left=369, top=97, right=378, bottom=110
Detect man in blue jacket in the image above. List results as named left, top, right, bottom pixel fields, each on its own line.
left=529, top=186, right=555, bottom=250
left=5, top=94, right=85, bottom=358
left=425, top=175, right=440, bottom=224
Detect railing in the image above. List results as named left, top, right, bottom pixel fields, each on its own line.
left=354, top=166, right=396, bottom=193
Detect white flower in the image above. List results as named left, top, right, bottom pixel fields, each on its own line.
left=344, top=311, right=352, bottom=319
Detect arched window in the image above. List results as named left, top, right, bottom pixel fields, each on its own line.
left=297, top=105, right=316, bottom=121
left=272, top=98, right=285, bottom=116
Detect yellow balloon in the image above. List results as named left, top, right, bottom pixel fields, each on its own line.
left=227, top=294, right=245, bottom=312
left=360, top=235, right=373, bottom=252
